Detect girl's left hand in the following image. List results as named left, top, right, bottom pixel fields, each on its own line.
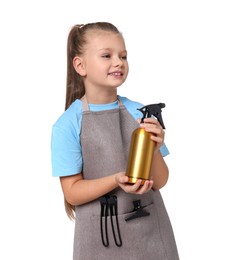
left=115, top=172, right=154, bottom=194
left=137, top=117, right=165, bottom=153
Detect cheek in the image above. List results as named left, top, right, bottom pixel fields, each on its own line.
left=125, top=65, right=129, bottom=76
left=125, top=61, right=129, bottom=70
left=89, top=59, right=105, bottom=70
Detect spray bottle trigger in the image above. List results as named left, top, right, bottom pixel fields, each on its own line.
left=137, top=103, right=166, bottom=129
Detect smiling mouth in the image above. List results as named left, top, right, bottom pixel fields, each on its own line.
left=108, top=71, right=123, bottom=76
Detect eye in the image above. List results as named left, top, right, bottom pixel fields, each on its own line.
left=121, top=55, right=127, bottom=60
left=101, top=54, right=110, bottom=59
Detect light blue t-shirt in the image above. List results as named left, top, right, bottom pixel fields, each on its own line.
left=51, top=96, right=169, bottom=177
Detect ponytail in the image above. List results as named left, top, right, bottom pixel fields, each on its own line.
left=65, top=25, right=85, bottom=110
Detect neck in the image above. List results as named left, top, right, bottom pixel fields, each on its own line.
left=85, top=89, right=118, bottom=104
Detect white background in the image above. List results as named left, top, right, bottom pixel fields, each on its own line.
left=0, top=0, right=227, bottom=259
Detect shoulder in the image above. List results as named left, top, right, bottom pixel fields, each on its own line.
left=52, top=99, right=83, bottom=131
left=118, top=96, right=143, bottom=108
left=118, top=96, right=144, bottom=120
left=51, top=99, right=83, bottom=177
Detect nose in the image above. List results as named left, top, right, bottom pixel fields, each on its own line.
left=113, top=56, right=124, bottom=67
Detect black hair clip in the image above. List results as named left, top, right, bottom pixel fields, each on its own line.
left=107, top=195, right=122, bottom=247
left=100, top=196, right=109, bottom=247
left=125, top=200, right=150, bottom=222
left=99, top=195, right=122, bottom=247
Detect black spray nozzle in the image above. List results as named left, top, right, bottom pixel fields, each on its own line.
left=137, top=103, right=166, bottom=129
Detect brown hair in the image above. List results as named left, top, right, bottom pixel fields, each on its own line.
left=64, top=22, right=121, bottom=219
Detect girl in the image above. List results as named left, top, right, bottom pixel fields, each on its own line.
left=51, top=22, right=179, bottom=260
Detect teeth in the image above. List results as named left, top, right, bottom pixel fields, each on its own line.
left=110, top=72, right=121, bottom=76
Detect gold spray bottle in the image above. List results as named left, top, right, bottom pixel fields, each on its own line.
left=126, top=103, right=166, bottom=184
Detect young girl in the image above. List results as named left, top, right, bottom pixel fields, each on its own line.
left=51, top=22, right=179, bottom=260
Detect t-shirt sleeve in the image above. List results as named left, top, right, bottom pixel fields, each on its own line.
left=160, top=143, right=169, bottom=157
left=51, top=125, right=82, bottom=177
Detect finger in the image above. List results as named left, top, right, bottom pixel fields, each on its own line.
left=137, top=180, right=153, bottom=194
left=150, top=134, right=164, bottom=144
left=136, top=118, right=141, bottom=124
left=118, top=175, right=129, bottom=184
left=142, top=117, right=160, bottom=126
left=141, top=122, right=163, bottom=133
left=127, top=179, right=142, bottom=192
left=145, top=126, right=164, bottom=135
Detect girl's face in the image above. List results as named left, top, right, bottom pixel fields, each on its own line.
left=81, top=30, right=129, bottom=93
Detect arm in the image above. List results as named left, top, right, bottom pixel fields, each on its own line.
left=60, top=171, right=154, bottom=206
left=150, top=150, right=169, bottom=190
left=60, top=173, right=119, bottom=206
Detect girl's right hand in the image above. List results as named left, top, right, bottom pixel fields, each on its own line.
left=115, top=172, right=153, bottom=194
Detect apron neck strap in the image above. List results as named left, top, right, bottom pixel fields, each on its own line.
left=81, top=95, right=89, bottom=111
left=81, top=95, right=123, bottom=111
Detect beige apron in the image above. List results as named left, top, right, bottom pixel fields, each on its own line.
left=73, top=97, right=179, bottom=260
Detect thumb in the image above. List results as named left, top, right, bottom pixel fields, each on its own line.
left=116, top=173, right=128, bottom=184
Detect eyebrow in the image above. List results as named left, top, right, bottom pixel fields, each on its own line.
left=98, top=48, right=127, bottom=53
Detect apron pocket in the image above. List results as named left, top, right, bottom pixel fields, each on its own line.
left=90, top=202, right=167, bottom=259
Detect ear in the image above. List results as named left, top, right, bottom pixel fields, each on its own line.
left=73, top=56, right=86, bottom=76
